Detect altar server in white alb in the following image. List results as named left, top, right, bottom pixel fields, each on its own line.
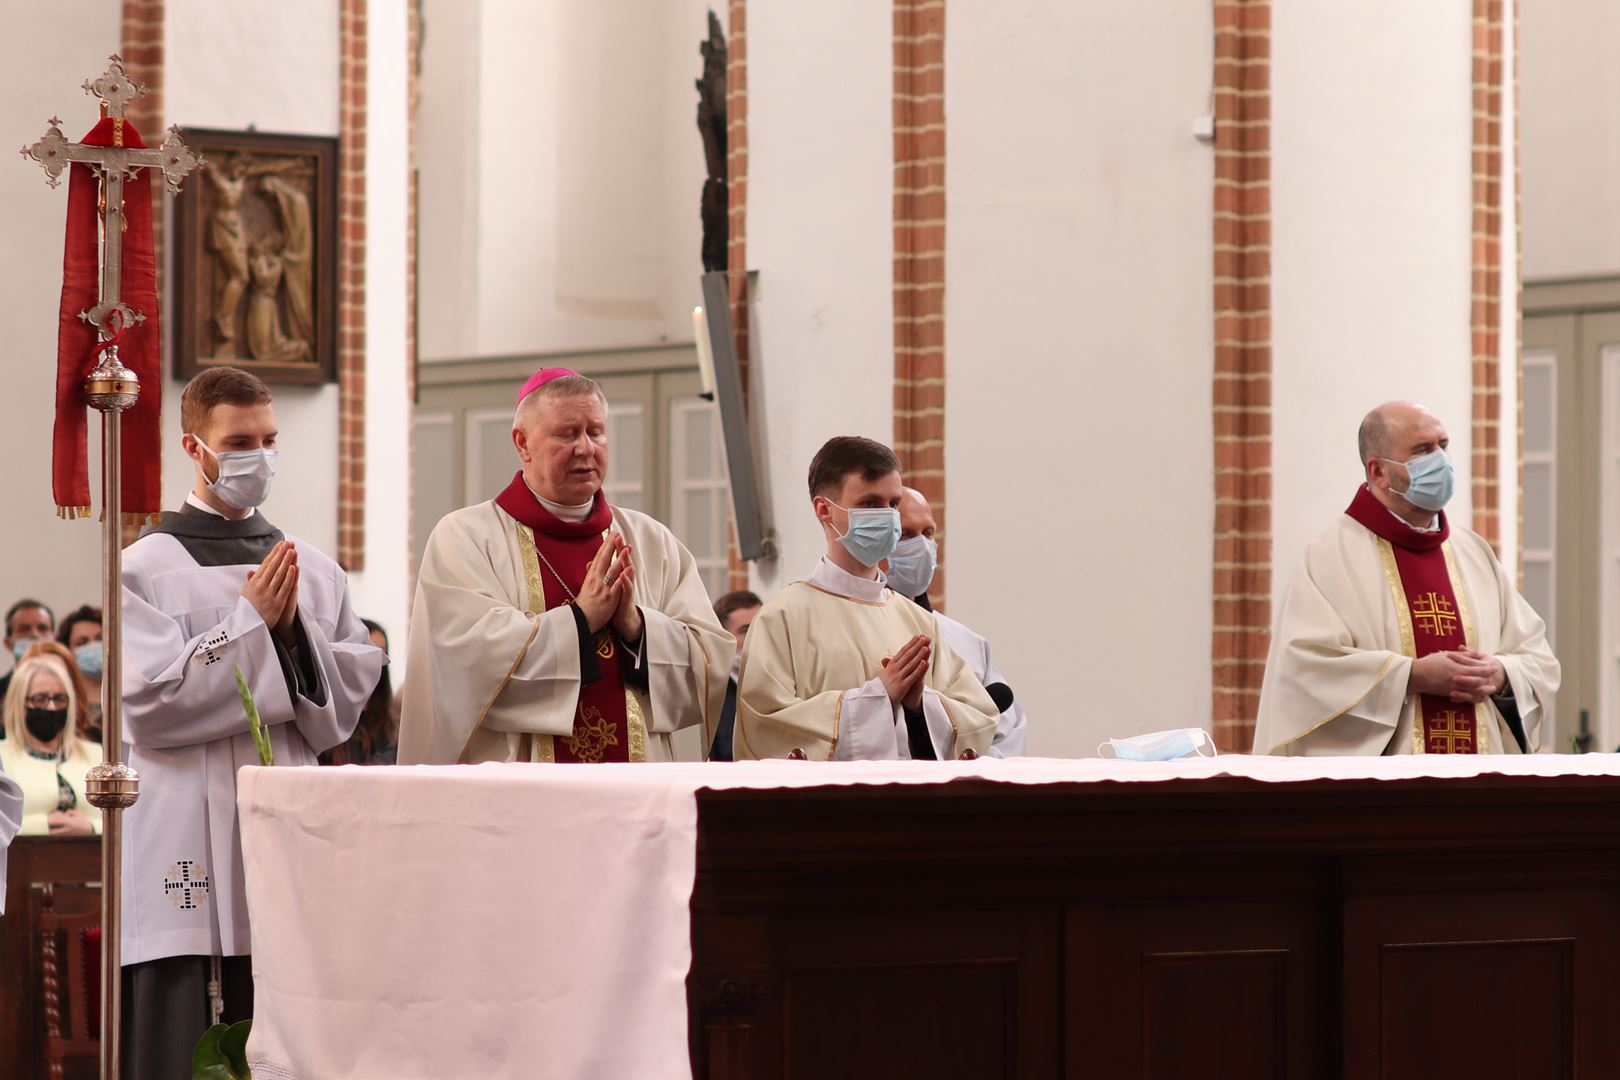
left=399, top=367, right=732, bottom=765
left=734, top=436, right=999, bottom=761
left=886, top=486, right=1028, bottom=756
left=0, top=760, right=19, bottom=914
left=1253, top=401, right=1559, bottom=756
left=120, top=367, right=384, bottom=1080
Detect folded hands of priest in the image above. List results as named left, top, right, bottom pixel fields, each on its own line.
left=879, top=633, right=931, bottom=710
left=1408, top=648, right=1507, bottom=704
left=241, top=540, right=300, bottom=645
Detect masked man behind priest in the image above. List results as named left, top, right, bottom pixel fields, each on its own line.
left=400, top=369, right=732, bottom=764
left=733, top=436, right=998, bottom=760
left=887, top=486, right=1028, bottom=756
left=121, top=367, right=385, bottom=1077
left=1253, top=401, right=1560, bottom=756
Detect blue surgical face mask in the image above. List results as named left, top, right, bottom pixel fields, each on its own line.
left=11, top=638, right=42, bottom=661
left=886, top=535, right=938, bottom=598
left=1382, top=449, right=1454, bottom=512
left=1099, top=727, right=1217, bottom=762
left=197, top=439, right=278, bottom=510
left=827, top=501, right=901, bottom=567
left=75, top=641, right=104, bottom=679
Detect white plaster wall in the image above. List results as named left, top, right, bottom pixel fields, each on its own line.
left=416, top=0, right=481, bottom=359
left=0, top=0, right=121, bottom=621
left=418, top=0, right=710, bottom=361
left=1271, top=0, right=1475, bottom=592
left=1519, top=0, right=1620, bottom=280
left=1497, top=12, right=1520, bottom=575
left=945, top=0, right=1215, bottom=758
left=165, top=0, right=343, bottom=562
left=168, top=0, right=341, bottom=136
left=744, top=0, right=895, bottom=598
left=345, top=0, right=413, bottom=656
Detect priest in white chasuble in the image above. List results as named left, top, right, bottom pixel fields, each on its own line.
left=1254, top=401, right=1560, bottom=756
left=121, top=368, right=384, bottom=1078
left=734, top=436, right=998, bottom=761
left=399, top=368, right=732, bottom=765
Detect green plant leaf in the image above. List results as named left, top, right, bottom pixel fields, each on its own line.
left=192, top=1023, right=231, bottom=1079
left=236, top=663, right=274, bottom=766
left=192, top=1018, right=253, bottom=1079
left=220, top=1019, right=253, bottom=1075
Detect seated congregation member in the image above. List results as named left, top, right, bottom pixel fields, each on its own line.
left=320, top=619, right=398, bottom=765
left=734, top=437, right=997, bottom=761
left=0, top=597, right=54, bottom=706
left=120, top=366, right=384, bottom=1079
left=400, top=368, right=732, bottom=764
left=0, top=654, right=101, bottom=836
left=57, top=604, right=104, bottom=739
left=708, top=590, right=762, bottom=761
left=1254, top=401, right=1560, bottom=756
left=888, top=487, right=1028, bottom=757
left=23, top=640, right=98, bottom=744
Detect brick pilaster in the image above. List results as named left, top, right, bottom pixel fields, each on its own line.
left=724, top=0, right=750, bottom=592
left=121, top=1, right=166, bottom=545
left=893, top=0, right=946, bottom=609
left=338, top=0, right=368, bottom=570
left=407, top=0, right=420, bottom=407
left=1211, top=0, right=1272, bottom=752
left=1513, top=0, right=1523, bottom=585
left=1471, top=0, right=1505, bottom=552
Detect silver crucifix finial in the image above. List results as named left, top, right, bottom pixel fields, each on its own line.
left=22, top=56, right=203, bottom=332
left=82, top=55, right=147, bottom=118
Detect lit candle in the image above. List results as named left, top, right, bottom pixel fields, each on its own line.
left=693, top=306, right=717, bottom=399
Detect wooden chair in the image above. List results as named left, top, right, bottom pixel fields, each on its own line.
left=37, top=882, right=101, bottom=1080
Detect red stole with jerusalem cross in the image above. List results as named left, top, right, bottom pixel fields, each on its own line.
left=495, top=472, right=646, bottom=763
left=1344, top=485, right=1484, bottom=754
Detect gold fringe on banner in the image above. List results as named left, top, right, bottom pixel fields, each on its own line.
left=123, top=512, right=159, bottom=527
left=56, top=505, right=92, bottom=520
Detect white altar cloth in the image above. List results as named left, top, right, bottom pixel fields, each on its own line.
left=236, top=754, right=1620, bottom=1079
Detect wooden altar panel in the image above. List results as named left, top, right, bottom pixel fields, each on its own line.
left=0, top=836, right=101, bottom=1078
left=1344, top=883, right=1616, bottom=1080
left=693, top=905, right=1060, bottom=1078
left=1068, top=897, right=1327, bottom=1079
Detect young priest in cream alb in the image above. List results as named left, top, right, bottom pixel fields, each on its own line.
left=733, top=436, right=997, bottom=761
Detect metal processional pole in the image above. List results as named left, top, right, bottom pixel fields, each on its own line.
left=24, top=56, right=200, bottom=1080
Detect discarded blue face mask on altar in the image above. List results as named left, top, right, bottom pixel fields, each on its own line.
left=1098, top=727, right=1217, bottom=761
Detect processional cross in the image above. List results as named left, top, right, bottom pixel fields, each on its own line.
left=23, top=55, right=201, bottom=1080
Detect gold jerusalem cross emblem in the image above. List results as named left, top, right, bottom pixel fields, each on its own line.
left=1427, top=710, right=1474, bottom=754
left=1411, top=592, right=1458, bottom=637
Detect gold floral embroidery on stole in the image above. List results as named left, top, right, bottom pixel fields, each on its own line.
left=516, top=524, right=558, bottom=763
left=1441, top=541, right=1489, bottom=753
left=1373, top=539, right=1425, bottom=754
left=516, top=522, right=643, bottom=763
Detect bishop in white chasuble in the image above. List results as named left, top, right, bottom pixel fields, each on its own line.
left=399, top=369, right=731, bottom=764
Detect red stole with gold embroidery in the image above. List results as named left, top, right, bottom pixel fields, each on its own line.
left=495, top=472, right=639, bottom=763
left=1344, top=485, right=1482, bottom=754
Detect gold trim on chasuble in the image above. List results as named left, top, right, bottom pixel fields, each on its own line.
left=1441, top=540, right=1489, bottom=753
left=515, top=523, right=647, bottom=763
left=1373, top=537, right=1488, bottom=755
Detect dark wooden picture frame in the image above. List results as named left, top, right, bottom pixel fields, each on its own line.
left=172, top=129, right=338, bottom=384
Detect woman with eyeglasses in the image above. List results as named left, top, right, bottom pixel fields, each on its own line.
left=0, top=654, right=102, bottom=836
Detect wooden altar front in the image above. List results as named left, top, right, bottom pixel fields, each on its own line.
left=688, top=773, right=1620, bottom=1078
